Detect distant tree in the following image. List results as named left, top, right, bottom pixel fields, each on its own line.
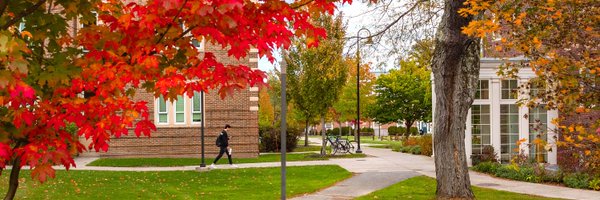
left=371, top=61, right=431, bottom=138
left=258, top=87, right=275, bottom=128
left=332, top=58, right=376, bottom=135
left=286, top=15, right=347, bottom=154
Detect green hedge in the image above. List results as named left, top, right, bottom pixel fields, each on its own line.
left=326, top=127, right=353, bottom=136
left=259, top=126, right=300, bottom=152
left=472, top=162, right=599, bottom=190
left=388, top=126, right=419, bottom=137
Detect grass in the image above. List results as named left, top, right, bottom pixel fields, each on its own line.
left=1, top=165, right=352, bottom=199
left=88, top=153, right=366, bottom=167
left=356, top=176, right=564, bottom=200
left=292, top=145, right=330, bottom=152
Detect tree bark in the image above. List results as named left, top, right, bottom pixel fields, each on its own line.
left=304, top=120, right=309, bottom=147
left=320, top=116, right=327, bottom=156
left=4, top=156, right=21, bottom=200
left=405, top=120, right=414, bottom=139
left=431, top=0, right=480, bottom=199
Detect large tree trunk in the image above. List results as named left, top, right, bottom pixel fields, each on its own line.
left=431, top=0, right=480, bottom=199
left=320, top=116, right=327, bottom=156
left=304, top=120, right=309, bottom=147
left=4, top=156, right=21, bottom=200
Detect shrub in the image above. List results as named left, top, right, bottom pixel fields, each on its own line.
left=411, top=145, right=422, bottom=155
left=563, top=173, right=591, bottom=189
left=589, top=177, right=600, bottom=191
left=326, top=127, right=354, bottom=136
left=472, top=161, right=501, bottom=174
left=495, top=165, right=524, bottom=180
left=387, top=126, right=401, bottom=138
left=471, top=145, right=498, bottom=166
left=399, top=146, right=411, bottom=153
left=361, top=127, right=374, bottom=133
left=416, top=135, right=433, bottom=156
left=259, top=126, right=300, bottom=152
left=403, top=137, right=418, bottom=146
left=521, top=167, right=542, bottom=183
left=404, top=127, right=419, bottom=136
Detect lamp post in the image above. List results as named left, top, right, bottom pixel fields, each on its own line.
left=355, top=27, right=371, bottom=154
left=280, top=60, right=288, bottom=200
left=200, top=91, right=206, bottom=167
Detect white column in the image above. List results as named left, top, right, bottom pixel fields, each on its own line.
left=465, top=109, right=473, bottom=166
left=519, top=78, right=530, bottom=157
left=491, top=79, right=502, bottom=160
left=547, top=109, right=559, bottom=164
left=519, top=105, right=530, bottom=156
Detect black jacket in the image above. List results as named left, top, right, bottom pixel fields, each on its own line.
left=219, top=130, right=229, bottom=147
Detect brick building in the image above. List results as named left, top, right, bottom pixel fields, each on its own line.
left=88, top=43, right=261, bottom=158
left=74, top=2, right=260, bottom=158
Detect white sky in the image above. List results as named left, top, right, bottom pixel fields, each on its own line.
left=258, top=1, right=387, bottom=72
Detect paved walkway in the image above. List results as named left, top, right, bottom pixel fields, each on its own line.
left=68, top=137, right=600, bottom=200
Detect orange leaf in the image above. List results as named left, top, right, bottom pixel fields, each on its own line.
left=31, top=164, right=56, bottom=183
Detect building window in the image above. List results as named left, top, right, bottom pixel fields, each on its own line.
left=174, top=95, right=185, bottom=123
left=500, top=104, right=519, bottom=163
left=529, top=105, right=548, bottom=162
left=475, top=80, right=489, bottom=99
left=192, top=92, right=202, bottom=123
left=529, top=80, right=545, bottom=97
left=157, top=96, right=168, bottom=124
left=471, top=105, right=491, bottom=155
left=502, top=80, right=518, bottom=99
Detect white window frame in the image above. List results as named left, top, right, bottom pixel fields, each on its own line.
left=156, top=96, right=169, bottom=125
left=501, top=79, right=518, bottom=99
left=471, top=104, right=491, bottom=155
left=191, top=92, right=202, bottom=124
left=500, top=104, right=519, bottom=163
left=475, top=80, right=490, bottom=99
left=173, top=95, right=186, bottom=124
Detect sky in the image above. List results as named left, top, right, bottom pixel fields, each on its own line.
left=257, top=1, right=387, bottom=73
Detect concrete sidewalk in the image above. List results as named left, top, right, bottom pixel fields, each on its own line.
left=68, top=137, right=600, bottom=200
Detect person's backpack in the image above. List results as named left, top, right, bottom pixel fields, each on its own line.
left=215, top=133, right=223, bottom=147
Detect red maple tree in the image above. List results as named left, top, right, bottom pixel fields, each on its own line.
left=0, top=0, right=350, bottom=198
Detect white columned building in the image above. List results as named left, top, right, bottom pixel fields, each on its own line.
left=432, top=57, right=558, bottom=165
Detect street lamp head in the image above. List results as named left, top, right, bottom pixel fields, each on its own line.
left=365, top=37, right=373, bottom=45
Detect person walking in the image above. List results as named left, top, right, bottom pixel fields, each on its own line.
left=210, top=124, right=237, bottom=168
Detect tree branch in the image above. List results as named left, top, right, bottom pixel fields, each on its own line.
left=290, top=0, right=315, bottom=10
left=345, top=0, right=425, bottom=41
left=1, top=0, right=48, bottom=30
left=172, top=25, right=198, bottom=43
left=155, top=0, right=188, bottom=44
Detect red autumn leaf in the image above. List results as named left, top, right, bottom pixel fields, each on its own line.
left=31, top=164, right=56, bottom=183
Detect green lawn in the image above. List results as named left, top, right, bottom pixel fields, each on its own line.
left=1, top=165, right=351, bottom=199
left=356, top=176, right=564, bottom=200
left=88, top=153, right=366, bottom=167
left=293, top=145, right=330, bottom=152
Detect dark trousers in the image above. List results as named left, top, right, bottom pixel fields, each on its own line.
left=213, top=146, right=232, bottom=164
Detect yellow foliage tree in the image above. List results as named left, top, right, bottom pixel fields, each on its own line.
left=460, top=0, right=599, bottom=174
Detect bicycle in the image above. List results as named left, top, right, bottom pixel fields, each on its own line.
left=324, top=135, right=355, bottom=155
